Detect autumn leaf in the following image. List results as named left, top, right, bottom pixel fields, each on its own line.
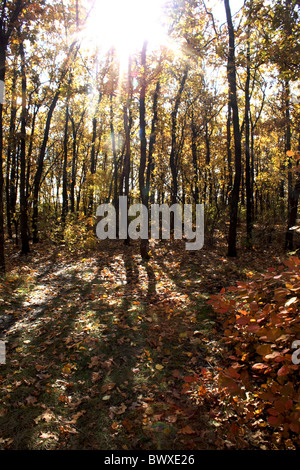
left=91, top=372, right=102, bottom=383
left=277, top=365, right=290, bottom=376
left=101, top=382, right=116, bottom=393
left=183, top=375, right=198, bottom=383
left=256, top=344, right=273, bottom=357
left=252, top=363, right=268, bottom=371
left=178, top=425, right=196, bottom=435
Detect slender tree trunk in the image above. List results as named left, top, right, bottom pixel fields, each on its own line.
left=70, top=118, right=77, bottom=214
left=191, top=110, right=199, bottom=205
left=32, top=89, right=60, bottom=242
left=170, top=66, right=188, bottom=207
left=284, top=79, right=295, bottom=250
left=145, top=79, right=160, bottom=207
left=110, top=95, right=119, bottom=236
left=88, top=84, right=102, bottom=216
left=122, top=57, right=133, bottom=244
left=139, top=41, right=149, bottom=259
left=0, top=37, right=7, bottom=271
left=26, top=103, right=39, bottom=202
left=69, top=108, right=85, bottom=213
left=245, top=30, right=253, bottom=248
left=62, top=99, right=69, bottom=226
left=0, top=0, right=25, bottom=271
left=32, top=40, right=79, bottom=242
left=19, top=35, right=30, bottom=254
left=88, top=115, right=97, bottom=215
left=224, top=0, right=242, bottom=257
left=226, top=94, right=233, bottom=201
left=5, top=60, right=17, bottom=239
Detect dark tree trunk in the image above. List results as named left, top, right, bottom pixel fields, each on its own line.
left=284, top=80, right=295, bottom=250
left=245, top=31, right=253, bottom=248
left=122, top=57, right=133, bottom=244
left=226, top=94, right=233, bottom=200
left=145, top=79, right=160, bottom=207
left=62, top=100, right=69, bottom=226
left=139, top=42, right=149, bottom=259
left=32, top=89, right=60, bottom=243
left=224, top=0, right=242, bottom=257
left=5, top=60, right=17, bottom=240
left=69, top=108, right=85, bottom=213
left=191, top=110, right=199, bottom=205
left=0, top=37, right=7, bottom=271
left=170, top=66, right=188, bottom=207
left=19, top=35, right=30, bottom=254
left=88, top=115, right=97, bottom=215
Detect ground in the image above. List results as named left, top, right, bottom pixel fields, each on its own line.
left=0, top=235, right=297, bottom=450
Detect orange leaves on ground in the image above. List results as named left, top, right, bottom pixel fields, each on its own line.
left=208, top=255, right=300, bottom=445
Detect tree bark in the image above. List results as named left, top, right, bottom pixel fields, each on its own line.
left=5, top=58, right=17, bottom=239
left=121, top=57, right=133, bottom=244
left=245, top=29, right=253, bottom=248
left=139, top=42, right=149, bottom=259
left=224, top=0, right=242, bottom=257
left=32, top=89, right=60, bottom=242
left=31, top=40, right=79, bottom=242
left=62, top=92, right=70, bottom=227
left=170, top=67, right=188, bottom=207
left=284, top=79, right=295, bottom=250
left=0, top=36, right=7, bottom=271
left=19, top=35, right=30, bottom=254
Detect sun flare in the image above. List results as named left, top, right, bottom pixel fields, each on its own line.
left=85, top=0, right=168, bottom=64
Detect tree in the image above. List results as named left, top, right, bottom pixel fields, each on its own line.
left=32, top=40, right=79, bottom=242
left=0, top=0, right=27, bottom=271
left=18, top=30, right=30, bottom=254
left=224, top=0, right=242, bottom=257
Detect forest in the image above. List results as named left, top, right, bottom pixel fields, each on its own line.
left=0, top=0, right=299, bottom=452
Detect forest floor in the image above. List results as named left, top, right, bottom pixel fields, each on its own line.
left=0, top=232, right=298, bottom=450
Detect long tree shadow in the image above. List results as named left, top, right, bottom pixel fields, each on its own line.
left=0, top=240, right=219, bottom=450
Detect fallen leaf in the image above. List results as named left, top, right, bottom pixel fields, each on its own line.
left=92, top=372, right=102, bottom=383
left=178, top=425, right=196, bottom=435
left=40, top=432, right=58, bottom=440
left=102, top=395, right=111, bottom=401
left=277, top=365, right=289, bottom=376
left=101, top=382, right=115, bottom=393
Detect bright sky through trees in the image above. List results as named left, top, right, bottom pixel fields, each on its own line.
left=85, top=0, right=168, bottom=67
left=84, top=0, right=245, bottom=66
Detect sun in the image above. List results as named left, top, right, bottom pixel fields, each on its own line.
left=84, top=0, right=168, bottom=66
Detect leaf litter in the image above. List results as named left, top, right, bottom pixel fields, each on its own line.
left=0, top=240, right=298, bottom=450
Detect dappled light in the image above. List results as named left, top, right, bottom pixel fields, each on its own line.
left=0, top=0, right=299, bottom=454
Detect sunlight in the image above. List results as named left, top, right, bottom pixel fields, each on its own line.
left=85, top=0, right=168, bottom=67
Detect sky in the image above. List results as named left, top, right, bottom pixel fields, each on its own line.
left=83, top=0, right=246, bottom=64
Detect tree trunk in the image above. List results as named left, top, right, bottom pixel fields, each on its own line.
left=5, top=59, right=17, bottom=239
left=145, top=79, right=160, bottom=207
left=139, top=42, right=149, bottom=259
left=245, top=30, right=253, bottom=248
left=121, top=57, right=133, bottom=244
left=224, top=0, right=242, bottom=257
left=19, top=35, right=30, bottom=254
left=70, top=117, right=77, bottom=214
left=0, top=37, right=7, bottom=271
left=284, top=79, right=294, bottom=250
left=170, top=66, right=188, bottom=207
left=62, top=100, right=69, bottom=227
left=226, top=94, right=233, bottom=201
left=32, top=89, right=60, bottom=243
left=191, top=110, right=199, bottom=205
